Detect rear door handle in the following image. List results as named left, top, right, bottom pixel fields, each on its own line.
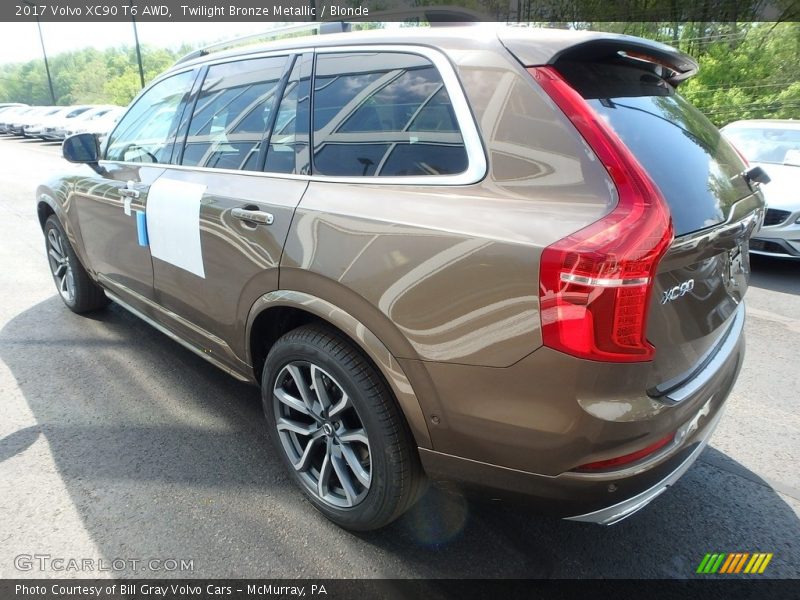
left=120, top=188, right=140, bottom=198
left=231, top=207, right=274, bottom=225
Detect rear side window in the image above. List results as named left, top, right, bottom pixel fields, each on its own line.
left=556, top=61, right=752, bottom=236
left=312, top=51, right=468, bottom=177
left=106, top=70, right=195, bottom=164
left=182, top=56, right=287, bottom=171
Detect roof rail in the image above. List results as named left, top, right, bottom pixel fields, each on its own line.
left=173, top=7, right=486, bottom=66
left=174, top=22, right=342, bottom=65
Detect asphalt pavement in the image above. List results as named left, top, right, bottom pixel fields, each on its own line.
left=0, top=137, right=798, bottom=579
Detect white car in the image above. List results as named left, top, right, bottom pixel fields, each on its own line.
left=39, top=105, right=94, bottom=141
left=23, top=107, right=63, bottom=137
left=65, top=106, right=125, bottom=138
left=722, top=119, right=800, bottom=259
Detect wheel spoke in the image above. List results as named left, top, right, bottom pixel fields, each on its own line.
left=311, top=365, right=332, bottom=411
left=59, top=272, right=69, bottom=294
left=331, top=449, right=359, bottom=504
left=276, top=417, right=317, bottom=436
left=274, top=387, right=311, bottom=416
left=53, top=263, right=67, bottom=278
left=287, top=364, right=316, bottom=414
left=292, top=436, right=321, bottom=472
left=48, top=248, right=63, bottom=263
left=339, top=428, right=368, bottom=446
left=328, top=393, right=350, bottom=419
left=317, top=440, right=333, bottom=498
left=339, top=441, right=370, bottom=487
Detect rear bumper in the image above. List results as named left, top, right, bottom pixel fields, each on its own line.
left=750, top=213, right=800, bottom=258
left=564, top=402, right=722, bottom=524
left=416, top=304, right=745, bottom=523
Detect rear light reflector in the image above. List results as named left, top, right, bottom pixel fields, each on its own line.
left=574, top=432, right=675, bottom=472
left=530, top=66, right=674, bottom=362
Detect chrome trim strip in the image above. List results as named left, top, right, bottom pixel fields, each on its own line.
left=102, top=45, right=487, bottom=187
left=565, top=406, right=723, bottom=525
left=560, top=273, right=649, bottom=287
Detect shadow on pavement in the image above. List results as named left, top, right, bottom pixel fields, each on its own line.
left=750, top=255, right=800, bottom=295
left=1, top=296, right=798, bottom=578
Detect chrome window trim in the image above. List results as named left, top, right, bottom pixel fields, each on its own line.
left=101, top=44, right=487, bottom=187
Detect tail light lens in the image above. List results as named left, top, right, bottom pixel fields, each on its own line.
left=530, top=66, right=674, bottom=362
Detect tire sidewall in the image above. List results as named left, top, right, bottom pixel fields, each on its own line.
left=44, top=216, right=79, bottom=310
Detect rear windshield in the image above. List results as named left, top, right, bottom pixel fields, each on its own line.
left=557, top=61, right=752, bottom=236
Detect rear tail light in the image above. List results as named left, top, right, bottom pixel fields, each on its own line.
left=574, top=432, right=675, bottom=472
left=529, top=66, right=674, bottom=362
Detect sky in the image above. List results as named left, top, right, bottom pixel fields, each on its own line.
left=0, top=22, right=287, bottom=65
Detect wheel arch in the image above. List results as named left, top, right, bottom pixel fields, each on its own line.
left=246, top=291, right=433, bottom=449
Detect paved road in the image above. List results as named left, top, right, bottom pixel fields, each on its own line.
left=0, top=137, right=798, bottom=579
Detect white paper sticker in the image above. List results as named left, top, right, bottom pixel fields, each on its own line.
left=123, top=196, right=132, bottom=216
left=146, top=178, right=207, bottom=278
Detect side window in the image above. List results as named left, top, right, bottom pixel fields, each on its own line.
left=264, top=53, right=312, bottom=175
left=312, top=52, right=468, bottom=177
left=181, top=56, right=287, bottom=171
left=106, top=71, right=195, bottom=164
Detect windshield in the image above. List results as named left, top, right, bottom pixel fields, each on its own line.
left=723, top=125, right=800, bottom=166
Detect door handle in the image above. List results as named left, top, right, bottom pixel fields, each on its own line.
left=231, top=207, right=274, bottom=225
left=120, top=180, right=140, bottom=199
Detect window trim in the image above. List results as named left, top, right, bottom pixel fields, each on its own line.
left=309, top=45, right=486, bottom=185
left=101, top=44, right=487, bottom=186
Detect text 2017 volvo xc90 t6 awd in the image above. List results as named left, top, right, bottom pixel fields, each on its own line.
left=36, top=25, right=765, bottom=530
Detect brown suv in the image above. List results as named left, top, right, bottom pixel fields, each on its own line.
left=38, top=25, right=764, bottom=530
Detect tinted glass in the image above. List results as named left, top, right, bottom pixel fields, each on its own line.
left=182, top=56, right=287, bottom=171
left=312, top=52, right=467, bottom=177
left=724, top=126, right=800, bottom=166
left=106, top=70, right=195, bottom=163
left=558, top=61, right=752, bottom=236
left=264, top=54, right=312, bottom=175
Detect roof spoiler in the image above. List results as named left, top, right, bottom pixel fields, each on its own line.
left=499, top=29, right=699, bottom=86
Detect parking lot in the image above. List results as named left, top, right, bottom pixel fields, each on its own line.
left=0, top=135, right=798, bottom=579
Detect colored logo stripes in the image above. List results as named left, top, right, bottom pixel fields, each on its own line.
left=696, top=552, right=773, bottom=574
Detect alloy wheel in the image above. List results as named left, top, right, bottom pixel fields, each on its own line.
left=273, top=361, right=371, bottom=508
left=47, top=228, right=75, bottom=304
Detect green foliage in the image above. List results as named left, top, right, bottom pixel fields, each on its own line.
left=0, top=44, right=187, bottom=107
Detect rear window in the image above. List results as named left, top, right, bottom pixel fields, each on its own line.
left=312, top=51, right=468, bottom=178
left=557, top=61, right=752, bottom=236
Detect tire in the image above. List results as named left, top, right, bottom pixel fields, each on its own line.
left=262, top=324, right=425, bottom=531
left=44, top=214, right=108, bottom=313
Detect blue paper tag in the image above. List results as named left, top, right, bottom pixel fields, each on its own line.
left=136, top=210, right=149, bottom=247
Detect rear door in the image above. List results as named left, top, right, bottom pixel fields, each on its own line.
left=554, top=58, right=763, bottom=388
left=148, top=53, right=310, bottom=364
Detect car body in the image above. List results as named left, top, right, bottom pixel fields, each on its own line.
left=722, top=120, right=800, bottom=259
left=38, top=25, right=763, bottom=530
left=65, top=106, right=125, bottom=139
left=6, top=106, right=50, bottom=136
left=23, top=107, right=64, bottom=137
left=39, top=105, right=94, bottom=140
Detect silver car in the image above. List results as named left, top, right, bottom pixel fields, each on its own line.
left=722, top=119, right=800, bottom=259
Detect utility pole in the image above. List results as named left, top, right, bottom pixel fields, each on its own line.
left=23, top=1, right=56, bottom=104
left=130, top=1, right=145, bottom=89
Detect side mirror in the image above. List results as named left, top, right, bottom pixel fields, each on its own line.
left=743, top=165, right=771, bottom=186
left=63, top=133, right=105, bottom=174
left=63, top=133, right=99, bottom=163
